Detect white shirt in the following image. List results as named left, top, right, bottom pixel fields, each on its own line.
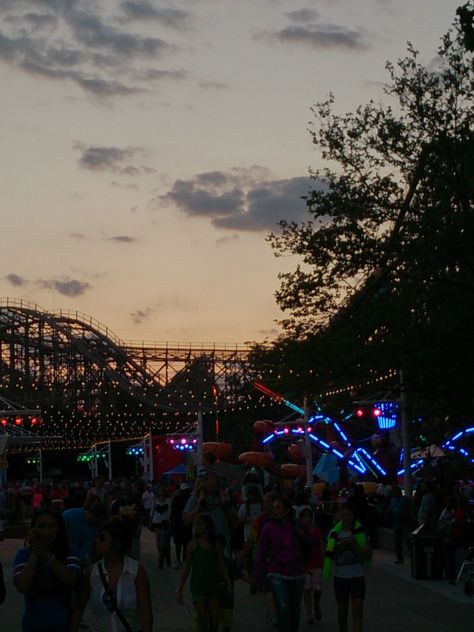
left=86, top=557, right=141, bottom=632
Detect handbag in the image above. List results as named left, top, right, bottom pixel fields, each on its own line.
left=98, top=562, right=134, bottom=632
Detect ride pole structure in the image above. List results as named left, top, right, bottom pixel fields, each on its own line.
left=400, top=370, right=412, bottom=498
left=38, top=448, right=43, bottom=484
left=304, top=398, right=313, bottom=487
left=197, top=410, right=203, bottom=466
left=108, top=440, right=113, bottom=481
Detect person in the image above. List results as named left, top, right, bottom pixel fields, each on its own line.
left=216, top=534, right=245, bottom=632
left=149, top=484, right=171, bottom=567
left=323, top=502, right=372, bottom=632
left=63, top=494, right=108, bottom=565
left=87, top=475, right=110, bottom=509
left=183, top=472, right=239, bottom=555
left=388, top=486, right=413, bottom=564
left=170, top=482, right=193, bottom=568
left=111, top=479, right=145, bottom=561
left=0, top=557, right=5, bottom=605
left=417, top=481, right=437, bottom=531
left=13, top=507, right=82, bottom=632
left=237, top=485, right=263, bottom=543
left=299, top=508, right=324, bottom=624
left=177, top=514, right=232, bottom=632
left=255, top=497, right=309, bottom=632
left=141, top=484, right=154, bottom=525
left=241, top=491, right=277, bottom=623
left=70, top=516, right=153, bottom=632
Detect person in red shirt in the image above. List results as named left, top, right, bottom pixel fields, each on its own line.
left=299, top=508, right=325, bottom=624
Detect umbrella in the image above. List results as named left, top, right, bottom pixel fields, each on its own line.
left=313, top=453, right=340, bottom=483
left=163, top=463, right=187, bottom=476
left=411, top=445, right=445, bottom=459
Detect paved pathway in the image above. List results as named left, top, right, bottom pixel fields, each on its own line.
left=1, top=530, right=472, bottom=631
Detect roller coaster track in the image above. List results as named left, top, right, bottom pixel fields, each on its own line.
left=0, top=298, right=254, bottom=444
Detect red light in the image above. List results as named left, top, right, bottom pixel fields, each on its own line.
left=306, top=426, right=312, bottom=433
left=355, top=408, right=364, bottom=418
left=372, top=408, right=381, bottom=417
left=15, top=417, right=23, bottom=426
left=283, top=427, right=289, bottom=434
left=1, top=418, right=7, bottom=427
left=31, top=417, right=38, bottom=426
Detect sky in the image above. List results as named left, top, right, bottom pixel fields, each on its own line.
left=0, top=0, right=463, bottom=345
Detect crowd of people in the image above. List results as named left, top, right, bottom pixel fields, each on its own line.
left=0, top=463, right=473, bottom=632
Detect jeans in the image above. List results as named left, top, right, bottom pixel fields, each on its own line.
left=268, top=575, right=305, bottom=632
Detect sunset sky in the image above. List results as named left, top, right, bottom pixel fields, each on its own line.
left=0, top=0, right=462, bottom=344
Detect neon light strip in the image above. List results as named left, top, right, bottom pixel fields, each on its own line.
left=397, top=459, right=424, bottom=476
left=357, top=448, right=387, bottom=476
left=333, top=422, right=351, bottom=447
left=262, top=434, right=276, bottom=444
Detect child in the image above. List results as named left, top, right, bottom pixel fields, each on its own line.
left=299, top=508, right=325, bottom=623
left=177, top=514, right=231, bottom=632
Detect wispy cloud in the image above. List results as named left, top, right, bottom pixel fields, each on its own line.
left=130, top=305, right=156, bottom=325
left=0, top=0, right=183, bottom=97
left=5, top=273, right=26, bottom=287
left=74, top=143, right=154, bottom=176
left=38, top=278, right=91, bottom=297
left=109, top=235, right=137, bottom=243
left=160, top=168, right=317, bottom=232
left=119, top=1, right=190, bottom=29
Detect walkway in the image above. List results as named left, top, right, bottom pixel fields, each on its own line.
left=0, top=530, right=472, bottom=631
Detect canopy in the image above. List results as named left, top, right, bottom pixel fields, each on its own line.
left=313, top=453, right=340, bottom=483
left=163, top=463, right=187, bottom=476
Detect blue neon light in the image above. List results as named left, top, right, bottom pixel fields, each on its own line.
left=333, top=423, right=350, bottom=445
left=291, top=428, right=304, bottom=435
left=358, top=448, right=386, bottom=476
left=332, top=449, right=344, bottom=459
left=283, top=400, right=304, bottom=414
left=465, top=427, right=474, bottom=433
left=452, top=431, right=463, bottom=441
left=262, top=434, right=275, bottom=444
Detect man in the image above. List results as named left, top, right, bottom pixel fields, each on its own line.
left=111, top=479, right=145, bottom=560
left=183, top=472, right=238, bottom=554
left=63, top=494, right=108, bottom=565
left=417, top=481, right=437, bottom=531
left=388, top=486, right=413, bottom=563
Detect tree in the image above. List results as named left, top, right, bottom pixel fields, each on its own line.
left=268, top=4, right=474, bottom=417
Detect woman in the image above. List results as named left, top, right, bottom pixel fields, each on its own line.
left=323, top=502, right=372, bottom=632
left=13, top=507, right=82, bottom=632
left=70, top=516, right=153, bottom=632
left=177, top=514, right=231, bottom=632
left=149, top=484, right=171, bottom=567
left=255, top=497, right=309, bottom=632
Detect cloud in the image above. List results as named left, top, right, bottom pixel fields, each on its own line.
left=130, top=306, right=155, bottom=325
left=0, top=1, right=178, bottom=97
left=257, top=20, right=369, bottom=52
left=119, top=1, right=190, bottom=29
left=286, top=9, right=319, bottom=23
left=215, top=234, right=239, bottom=247
left=199, top=80, right=229, bottom=90
left=160, top=169, right=317, bottom=232
left=109, top=235, right=137, bottom=243
left=38, top=278, right=91, bottom=297
left=5, top=273, right=26, bottom=287
left=74, top=143, right=153, bottom=175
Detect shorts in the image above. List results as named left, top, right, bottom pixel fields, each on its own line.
left=334, top=576, right=365, bottom=603
left=304, top=568, right=322, bottom=591
left=219, top=608, right=234, bottom=627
